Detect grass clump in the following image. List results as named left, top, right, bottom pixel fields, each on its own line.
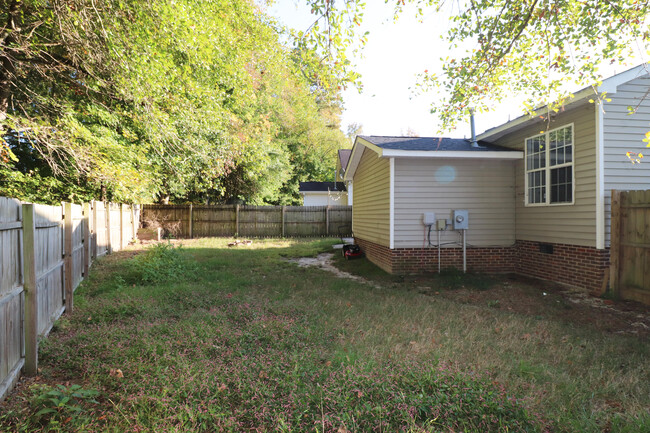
left=2, top=384, right=100, bottom=432
left=126, top=242, right=196, bottom=285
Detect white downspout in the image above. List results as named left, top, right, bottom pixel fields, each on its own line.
left=389, top=157, right=395, bottom=249
left=595, top=101, right=605, bottom=249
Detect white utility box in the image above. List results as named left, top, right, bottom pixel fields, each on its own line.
left=453, top=209, right=469, bottom=230
left=422, top=212, right=436, bottom=226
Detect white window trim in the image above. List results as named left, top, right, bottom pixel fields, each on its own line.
left=524, top=123, right=576, bottom=207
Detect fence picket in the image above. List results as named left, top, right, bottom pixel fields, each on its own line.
left=610, top=189, right=650, bottom=304
left=1, top=197, right=138, bottom=401
left=140, top=205, right=352, bottom=238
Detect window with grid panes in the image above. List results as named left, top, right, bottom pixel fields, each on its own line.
left=525, top=125, right=573, bottom=205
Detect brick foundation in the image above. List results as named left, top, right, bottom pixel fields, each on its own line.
left=514, top=240, right=609, bottom=292
left=355, top=237, right=610, bottom=291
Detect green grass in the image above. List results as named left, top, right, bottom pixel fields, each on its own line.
left=1, top=238, right=648, bottom=432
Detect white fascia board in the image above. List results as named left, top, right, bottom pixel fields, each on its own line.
left=379, top=149, right=523, bottom=159
left=343, top=137, right=383, bottom=181
left=599, top=63, right=649, bottom=93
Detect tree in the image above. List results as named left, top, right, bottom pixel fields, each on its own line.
left=297, top=0, right=650, bottom=131
left=1, top=0, right=350, bottom=204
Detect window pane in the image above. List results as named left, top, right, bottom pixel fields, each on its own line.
left=550, top=166, right=572, bottom=203
left=565, top=145, right=572, bottom=162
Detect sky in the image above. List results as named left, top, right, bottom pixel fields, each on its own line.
left=267, top=1, right=645, bottom=140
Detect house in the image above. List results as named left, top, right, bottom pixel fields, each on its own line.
left=344, top=64, right=650, bottom=292
left=336, top=149, right=353, bottom=205
left=299, top=182, right=348, bottom=206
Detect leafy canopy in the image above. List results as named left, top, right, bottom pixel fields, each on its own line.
left=1, top=0, right=348, bottom=205
left=297, top=0, right=650, bottom=130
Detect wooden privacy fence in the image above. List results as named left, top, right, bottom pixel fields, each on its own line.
left=141, top=204, right=353, bottom=238
left=610, top=190, right=650, bottom=305
left=0, top=197, right=139, bottom=402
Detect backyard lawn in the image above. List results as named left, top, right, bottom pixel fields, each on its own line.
left=1, top=238, right=648, bottom=432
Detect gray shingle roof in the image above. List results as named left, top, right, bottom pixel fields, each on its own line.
left=338, top=149, right=352, bottom=169
left=358, top=135, right=513, bottom=152
left=299, top=182, right=347, bottom=192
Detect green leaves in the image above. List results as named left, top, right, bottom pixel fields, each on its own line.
left=415, top=0, right=650, bottom=130
left=1, top=0, right=349, bottom=204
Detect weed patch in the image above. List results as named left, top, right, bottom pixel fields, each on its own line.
left=126, top=242, right=197, bottom=285
left=1, top=384, right=100, bottom=432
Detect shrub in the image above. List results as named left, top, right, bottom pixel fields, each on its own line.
left=127, top=242, right=196, bottom=285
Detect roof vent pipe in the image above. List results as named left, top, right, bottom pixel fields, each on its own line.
left=469, top=109, right=479, bottom=148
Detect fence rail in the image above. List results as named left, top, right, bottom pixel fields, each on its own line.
left=610, top=189, right=650, bottom=305
left=0, top=197, right=139, bottom=401
left=141, top=204, right=352, bottom=238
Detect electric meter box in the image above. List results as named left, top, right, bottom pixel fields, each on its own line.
left=422, top=212, right=436, bottom=226
left=453, top=210, right=469, bottom=230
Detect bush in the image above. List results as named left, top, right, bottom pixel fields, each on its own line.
left=128, top=242, right=196, bottom=285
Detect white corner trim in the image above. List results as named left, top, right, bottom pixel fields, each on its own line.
left=380, top=150, right=523, bottom=159
left=595, top=102, right=605, bottom=249
left=389, top=157, right=395, bottom=250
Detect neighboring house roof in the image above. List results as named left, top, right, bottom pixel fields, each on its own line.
left=344, top=135, right=522, bottom=181
left=338, top=149, right=352, bottom=171
left=299, top=182, right=347, bottom=193
left=477, top=63, right=650, bottom=142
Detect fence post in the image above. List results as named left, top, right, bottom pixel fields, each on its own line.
left=106, top=202, right=112, bottom=254
left=609, top=190, right=622, bottom=296
left=131, top=205, right=136, bottom=242
left=119, top=203, right=125, bottom=250
left=83, top=202, right=91, bottom=277
left=235, top=204, right=239, bottom=237
left=22, top=204, right=38, bottom=376
left=63, top=202, right=74, bottom=314
left=189, top=204, right=193, bottom=239
left=326, top=206, right=330, bottom=236
left=281, top=206, right=285, bottom=237
left=91, top=201, right=98, bottom=259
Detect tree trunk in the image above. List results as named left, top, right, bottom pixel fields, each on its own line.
left=0, top=0, right=23, bottom=126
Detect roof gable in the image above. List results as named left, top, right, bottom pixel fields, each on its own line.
left=338, top=149, right=352, bottom=170
left=343, top=135, right=522, bottom=181
left=477, top=63, right=650, bottom=142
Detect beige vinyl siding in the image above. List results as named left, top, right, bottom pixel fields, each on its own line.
left=602, top=75, right=650, bottom=246
left=393, top=158, right=516, bottom=248
left=352, top=147, right=390, bottom=246
left=493, top=104, right=597, bottom=246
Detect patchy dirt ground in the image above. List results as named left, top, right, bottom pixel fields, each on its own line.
left=293, top=253, right=650, bottom=339
left=426, top=274, right=650, bottom=338
left=287, top=253, right=381, bottom=289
